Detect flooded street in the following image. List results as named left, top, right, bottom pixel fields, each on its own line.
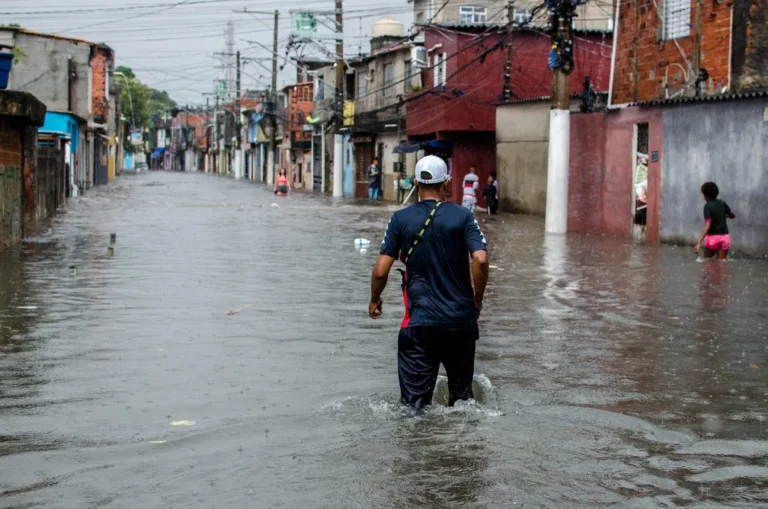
left=2, top=171, right=767, bottom=508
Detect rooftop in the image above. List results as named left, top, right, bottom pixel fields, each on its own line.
left=0, top=26, right=111, bottom=49
left=634, top=89, right=768, bottom=107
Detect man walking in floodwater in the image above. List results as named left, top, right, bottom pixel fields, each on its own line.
left=369, top=155, right=489, bottom=410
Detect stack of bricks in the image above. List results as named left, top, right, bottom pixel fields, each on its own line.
left=612, top=0, right=733, bottom=104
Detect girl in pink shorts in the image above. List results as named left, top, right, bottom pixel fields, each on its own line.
left=694, top=182, right=735, bottom=260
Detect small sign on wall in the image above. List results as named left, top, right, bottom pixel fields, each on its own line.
left=651, top=151, right=659, bottom=163
left=764, top=106, right=768, bottom=122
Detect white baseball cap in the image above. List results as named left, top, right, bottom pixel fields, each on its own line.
left=414, top=155, right=450, bottom=184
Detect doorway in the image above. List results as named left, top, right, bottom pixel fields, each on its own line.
left=632, top=123, right=649, bottom=241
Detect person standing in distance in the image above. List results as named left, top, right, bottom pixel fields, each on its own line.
left=368, top=158, right=381, bottom=201
left=369, top=155, right=490, bottom=410
left=462, top=164, right=480, bottom=213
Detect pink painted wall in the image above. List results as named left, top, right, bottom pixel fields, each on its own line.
left=568, top=107, right=663, bottom=241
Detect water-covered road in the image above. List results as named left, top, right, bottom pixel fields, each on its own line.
left=1, top=171, right=767, bottom=508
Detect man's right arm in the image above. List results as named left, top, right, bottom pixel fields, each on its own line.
left=370, top=214, right=402, bottom=318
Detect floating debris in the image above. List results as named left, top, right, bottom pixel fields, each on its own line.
left=227, top=303, right=254, bottom=316
left=170, top=420, right=196, bottom=427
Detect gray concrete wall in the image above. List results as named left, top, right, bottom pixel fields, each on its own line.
left=3, top=31, right=92, bottom=119
left=496, top=101, right=582, bottom=215
left=354, top=48, right=409, bottom=114
left=661, top=98, right=768, bottom=256
left=496, top=101, right=549, bottom=214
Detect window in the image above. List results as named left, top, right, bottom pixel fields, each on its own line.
left=315, top=75, right=325, bottom=101
left=459, top=6, right=487, bottom=24
left=427, top=0, right=435, bottom=20
left=433, top=52, right=447, bottom=87
left=406, top=60, right=422, bottom=92
left=512, top=8, right=532, bottom=24
left=663, top=0, right=690, bottom=40
left=405, top=60, right=412, bottom=91
left=346, top=73, right=355, bottom=100
left=357, top=71, right=367, bottom=98
left=383, top=63, right=394, bottom=96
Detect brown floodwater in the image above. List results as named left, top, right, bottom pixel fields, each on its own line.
left=1, top=171, right=767, bottom=508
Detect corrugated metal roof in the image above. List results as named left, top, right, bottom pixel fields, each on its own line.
left=636, top=89, right=768, bottom=106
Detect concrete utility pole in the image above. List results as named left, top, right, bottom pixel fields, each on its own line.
left=215, top=93, right=220, bottom=174
left=270, top=9, right=279, bottom=186
left=502, top=0, right=515, bottom=102
left=235, top=50, right=243, bottom=179
left=332, top=0, right=344, bottom=198
left=545, top=0, right=575, bottom=234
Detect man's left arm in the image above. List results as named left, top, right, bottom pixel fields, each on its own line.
left=465, top=216, right=489, bottom=315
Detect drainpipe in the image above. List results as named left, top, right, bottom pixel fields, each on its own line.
left=607, top=0, right=622, bottom=108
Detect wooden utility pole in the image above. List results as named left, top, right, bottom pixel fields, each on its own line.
left=502, top=0, right=515, bottom=102
left=335, top=0, right=344, bottom=121
left=332, top=0, right=344, bottom=197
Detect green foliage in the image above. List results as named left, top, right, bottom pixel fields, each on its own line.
left=116, top=66, right=177, bottom=152
left=115, top=65, right=135, bottom=79
left=0, top=23, right=21, bottom=28
left=11, top=47, right=26, bottom=65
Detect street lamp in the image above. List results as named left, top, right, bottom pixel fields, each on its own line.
left=113, top=71, right=135, bottom=127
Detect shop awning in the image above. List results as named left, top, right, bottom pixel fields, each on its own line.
left=392, top=140, right=453, bottom=154
left=151, top=147, right=165, bottom=159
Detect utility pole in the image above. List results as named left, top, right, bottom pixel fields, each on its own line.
left=332, top=0, right=344, bottom=197
left=502, top=0, right=515, bottom=102
left=215, top=92, right=220, bottom=174
left=544, top=0, right=575, bottom=234
left=235, top=50, right=243, bottom=179
left=269, top=9, right=279, bottom=186
left=234, top=8, right=280, bottom=183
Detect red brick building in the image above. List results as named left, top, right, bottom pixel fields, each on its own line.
left=407, top=25, right=612, bottom=201
left=90, top=45, right=114, bottom=123
left=611, top=0, right=768, bottom=104
left=282, top=82, right=314, bottom=186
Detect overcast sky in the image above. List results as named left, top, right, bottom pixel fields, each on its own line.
left=1, top=0, right=412, bottom=106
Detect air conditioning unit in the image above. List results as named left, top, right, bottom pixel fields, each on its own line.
left=411, top=46, right=428, bottom=69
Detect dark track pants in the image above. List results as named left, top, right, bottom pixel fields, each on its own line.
left=397, top=326, right=478, bottom=410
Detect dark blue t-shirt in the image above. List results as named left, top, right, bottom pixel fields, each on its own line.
left=380, top=200, right=487, bottom=329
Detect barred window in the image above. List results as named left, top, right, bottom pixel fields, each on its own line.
left=663, top=0, right=690, bottom=40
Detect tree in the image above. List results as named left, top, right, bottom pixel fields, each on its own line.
left=116, top=66, right=178, bottom=152
left=115, top=65, right=135, bottom=79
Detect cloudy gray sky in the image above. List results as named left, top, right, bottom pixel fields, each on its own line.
left=1, top=0, right=412, bottom=106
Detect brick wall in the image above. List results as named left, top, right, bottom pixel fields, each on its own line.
left=568, top=107, right=663, bottom=241
left=0, top=118, right=23, bottom=252
left=91, top=49, right=108, bottom=120
left=612, top=0, right=732, bottom=104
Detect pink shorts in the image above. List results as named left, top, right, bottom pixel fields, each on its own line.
left=705, top=234, right=731, bottom=251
